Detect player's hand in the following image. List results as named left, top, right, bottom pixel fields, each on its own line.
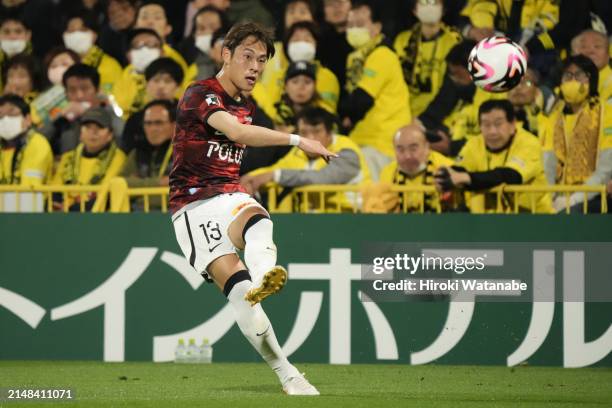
left=298, top=137, right=338, bottom=162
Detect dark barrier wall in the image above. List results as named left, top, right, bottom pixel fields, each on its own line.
left=1, top=214, right=610, bottom=367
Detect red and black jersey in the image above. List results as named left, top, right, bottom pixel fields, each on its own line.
left=169, top=77, right=254, bottom=214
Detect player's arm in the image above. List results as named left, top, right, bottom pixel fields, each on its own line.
left=207, top=110, right=338, bottom=160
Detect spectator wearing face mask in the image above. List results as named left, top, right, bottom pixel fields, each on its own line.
left=2, top=54, right=44, bottom=104
left=0, top=93, right=52, bottom=186
left=339, top=0, right=411, bottom=179
left=417, top=40, right=507, bottom=157
left=571, top=30, right=612, bottom=102
left=256, top=0, right=315, bottom=106
left=134, top=1, right=188, bottom=77
left=179, top=6, right=228, bottom=83
left=51, top=107, right=126, bottom=211
left=540, top=55, right=612, bottom=213
left=0, top=17, right=32, bottom=93
left=30, top=47, right=80, bottom=127
left=119, top=57, right=183, bottom=155
left=394, top=0, right=461, bottom=118
left=62, top=11, right=123, bottom=95
left=253, top=21, right=339, bottom=118
left=41, top=63, right=124, bottom=155
left=112, top=28, right=166, bottom=119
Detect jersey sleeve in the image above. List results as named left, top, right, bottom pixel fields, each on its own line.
left=178, top=82, right=228, bottom=126
left=504, top=135, right=542, bottom=183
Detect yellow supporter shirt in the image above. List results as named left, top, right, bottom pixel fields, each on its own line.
left=347, top=45, right=412, bottom=157
left=253, top=62, right=340, bottom=117
left=379, top=150, right=454, bottom=212
left=394, top=25, right=461, bottom=117
left=53, top=142, right=126, bottom=186
left=457, top=127, right=553, bottom=213
left=448, top=87, right=508, bottom=143
left=0, top=130, right=53, bottom=186
left=599, top=65, right=612, bottom=103
left=249, top=134, right=371, bottom=212
left=461, top=0, right=559, bottom=32
left=82, top=46, right=123, bottom=95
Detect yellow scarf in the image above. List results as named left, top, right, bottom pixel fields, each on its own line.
left=553, top=99, right=600, bottom=184
left=345, top=34, right=384, bottom=94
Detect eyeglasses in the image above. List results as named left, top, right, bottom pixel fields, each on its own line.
left=562, top=71, right=589, bottom=82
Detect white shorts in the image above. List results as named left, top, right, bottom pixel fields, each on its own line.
left=172, top=193, right=268, bottom=281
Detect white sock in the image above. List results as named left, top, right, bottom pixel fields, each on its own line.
left=244, top=218, right=277, bottom=283
left=227, top=280, right=299, bottom=384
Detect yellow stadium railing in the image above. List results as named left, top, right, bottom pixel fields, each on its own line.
left=0, top=184, right=108, bottom=213
left=267, top=184, right=443, bottom=214
left=493, top=185, right=608, bottom=214
left=5, top=180, right=603, bottom=214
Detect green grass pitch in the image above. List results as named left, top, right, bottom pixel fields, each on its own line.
left=1, top=361, right=611, bottom=407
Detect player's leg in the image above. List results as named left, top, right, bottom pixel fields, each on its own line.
left=228, top=206, right=287, bottom=305
left=207, top=254, right=318, bottom=395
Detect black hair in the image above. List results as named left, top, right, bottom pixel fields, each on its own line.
left=295, top=106, right=336, bottom=133
left=62, top=63, right=100, bottom=89
left=283, top=20, right=319, bottom=61
left=142, top=98, right=177, bottom=122
left=127, top=27, right=163, bottom=48
left=2, top=54, right=44, bottom=93
left=43, top=46, right=80, bottom=72
left=211, top=28, right=226, bottom=48
left=64, top=9, right=100, bottom=33
left=446, top=40, right=477, bottom=66
left=223, top=22, right=275, bottom=59
left=136, top=0, right=168, bottom=19
left=351, top=0, right=382, bottom=24
left=191, top=5, right=229, bottom=38
left=145, top=57, right=184, bottom=84
left=561, top=54, right=599, bottom=98
left=0, top=16, right=30, bottom=31
left=0, top=93, right=30, bottom=115
left=478, top=99, right=516, bottom=123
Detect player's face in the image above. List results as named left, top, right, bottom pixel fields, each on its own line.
left=143, top=105, right=174, bottom=146
left=136, top=4, right=171, bottom=40
left=297, top=119, right=332, bottom=159
left=480, top=109, right=515, bottom=150
left=394, top=131, right=429, bottom=175
left=285, top=75, right=315, bottom=104
left=508, top=71, right=537, bottom=107
left=80, top=122, right=113, bottom=154
left=573, top=33, right=608, bottom=70
left=146, top=73, right=179, bottom=100
left=225, top=37, right=268, bottom=92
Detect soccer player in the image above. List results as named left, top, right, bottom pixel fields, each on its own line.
left=169, top=22, right=334, bottom=396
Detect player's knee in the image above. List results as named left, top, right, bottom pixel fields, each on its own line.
left=242, top=213, right=272, bottom=242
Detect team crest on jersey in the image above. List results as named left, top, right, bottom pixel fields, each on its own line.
left=205, top=94, right=220, bottom=106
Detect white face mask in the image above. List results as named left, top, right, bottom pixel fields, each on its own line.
left=130, top=47, right=161, bottom=73
left=1, top=39, right=27, bottom=57
left=195, top=34, right=213, bottom=54
left=0, top=115, right=24, bottom=141
left=48, top=65, right=69, bottom=86
left=63, top=31, right=94, bottom=55
left=287, top=41, right=316, bottom=62
left=415, top=4, right=443, bottom=24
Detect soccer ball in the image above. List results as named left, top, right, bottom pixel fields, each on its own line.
left=467, top=36, right=527, bottom=93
